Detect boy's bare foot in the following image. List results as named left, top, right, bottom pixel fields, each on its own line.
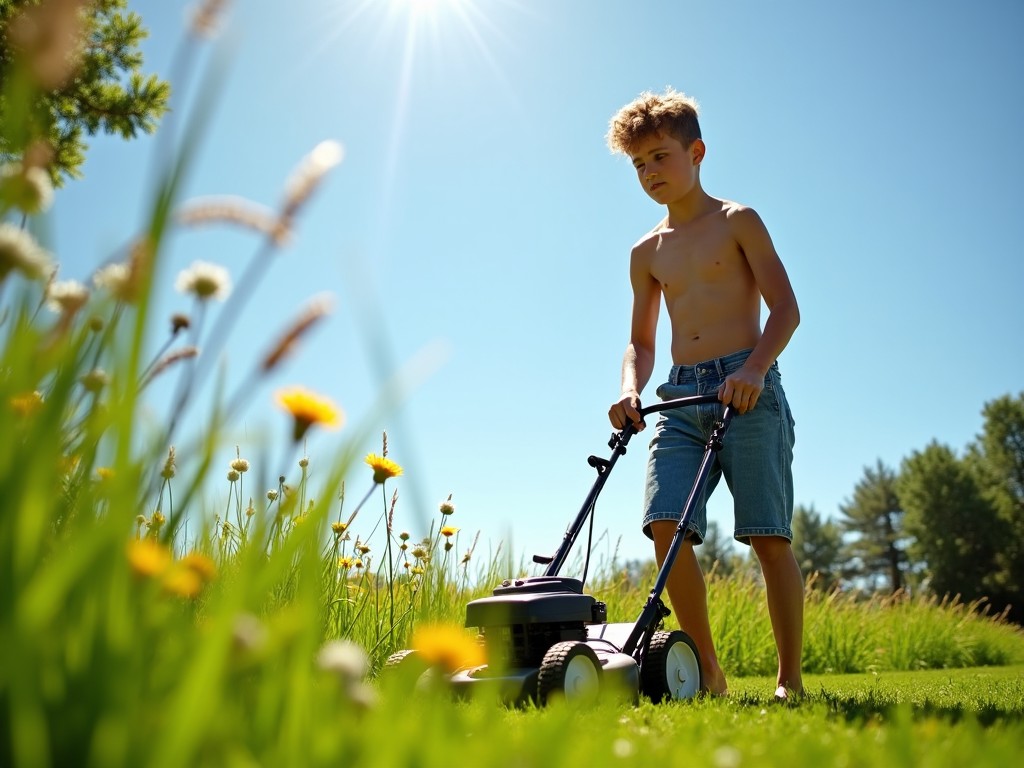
left=773, top=685, right=803, bottom=702
left=701, top=666, right=728, bottom=697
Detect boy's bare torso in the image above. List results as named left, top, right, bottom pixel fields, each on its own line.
left=638, top=199, right=761, bottom=366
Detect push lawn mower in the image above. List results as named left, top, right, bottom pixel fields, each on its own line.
left=386, top=394, right=734, bottom=705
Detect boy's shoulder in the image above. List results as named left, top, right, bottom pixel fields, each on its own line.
left=630, top=216, right=670, bottom=253
left=629, top=200, right=757, bottom=251
left=722, top=198, right=760, bottom=220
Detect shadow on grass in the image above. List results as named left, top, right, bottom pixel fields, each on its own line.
left=726, top=687, right=1024, bottom=728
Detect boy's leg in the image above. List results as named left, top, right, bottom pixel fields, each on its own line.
left=750, top=535, right=804, bottom=697
left=650, top=521, right=727, bottom=696
left=720, top=357, right=800, bottom=697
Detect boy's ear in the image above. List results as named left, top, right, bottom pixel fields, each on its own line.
left=691, top=138, right=706, bottom=166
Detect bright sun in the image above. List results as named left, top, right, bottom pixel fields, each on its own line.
left=395, top=0, right=460, bottom=14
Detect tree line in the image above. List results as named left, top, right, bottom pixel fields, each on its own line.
left=702, top=392, right=1024, bottom=624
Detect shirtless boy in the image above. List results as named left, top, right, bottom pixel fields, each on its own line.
left=605, top=88, right=803, bottom=700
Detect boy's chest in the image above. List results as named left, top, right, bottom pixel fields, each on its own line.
left=649, top=225, right=745, bottom=290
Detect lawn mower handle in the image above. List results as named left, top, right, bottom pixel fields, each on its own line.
left=539, top=394, right=729, bottom=577
left=635, top=393, right=724, bottom=425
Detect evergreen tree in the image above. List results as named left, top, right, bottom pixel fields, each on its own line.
left=0, top=0, right=169, bottom=184
left=964, top=392, right=1024, bottom=621
left=837, top=459, right=907, bottom=593
left=898, top=441, right=1006, bottom=605
left=791, top=504, right=842, bottom=590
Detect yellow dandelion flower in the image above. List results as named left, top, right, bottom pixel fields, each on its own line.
left=331, top=521, right=347, bottom=536
left=95, top=467, right=115, bottom=481
left=411, top=624, right=486, bottom=673
left=411, top=565, right=424, bottom=576
left=180, top=552, right=217, bottom=583
left=276, top=386, right=342, bottom=442
left=440, top=526, right=459, bottom=538
left=9, top=390, right=43, bottom=417
left=338, top=556, right=354, bottom=569
left=150, top=511, right=166, bottom=530
left=364, top=453, right=403, bottom=484
left=161, top=565, right=204, bottom=599
left=127, top=539, right=172, bottom=579
left=410, top=546, right=428, bottom=560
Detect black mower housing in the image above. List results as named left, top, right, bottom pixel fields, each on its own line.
left=465, top=576, right=607, bottom=668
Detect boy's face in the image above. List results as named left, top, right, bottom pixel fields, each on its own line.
left=629, top=132, right=705, bottom=204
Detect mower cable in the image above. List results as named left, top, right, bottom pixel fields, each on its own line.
left=580, top=499, right=597, bottom=587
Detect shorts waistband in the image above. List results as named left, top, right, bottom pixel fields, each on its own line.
left=668, top=348, right=760, bottom=384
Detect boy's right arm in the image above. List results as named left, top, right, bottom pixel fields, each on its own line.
left=609, top=242, right=660, bottom=431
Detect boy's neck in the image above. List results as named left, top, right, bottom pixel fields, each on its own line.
left=663, top=183, right=716, bottom=226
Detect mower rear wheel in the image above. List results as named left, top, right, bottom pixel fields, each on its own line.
left=640, top=630, right=702, bottom=702
left=382, top=649, right=433, bottom=690
left=384, top=648, right=422, bottom=669
left=537, top=641, right=601, bottom=705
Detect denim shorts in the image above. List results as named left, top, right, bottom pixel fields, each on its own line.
left=641, top=348, right=796, bottom=545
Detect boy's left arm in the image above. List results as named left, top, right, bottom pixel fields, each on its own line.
left=720, top=207, right=800, bottom=413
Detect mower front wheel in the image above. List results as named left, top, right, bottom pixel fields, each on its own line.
left=537, top=641, right=602, bottom=705
left=640, top=629, right=702, bottom=702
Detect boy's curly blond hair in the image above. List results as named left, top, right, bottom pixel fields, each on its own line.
left=606, top=87, right=701, bottom=156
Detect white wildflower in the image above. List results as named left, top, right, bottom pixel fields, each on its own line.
left=317, top=640, right=369, bottom=682
left=92, top=261, right=135, bottom=302
left=0, top=223, right=53, bottom=282
left=0, top=162, right=53, bottom=214
left=45, top=279, right=89, bottom=315
left=174, top=260, right=231, bottom=302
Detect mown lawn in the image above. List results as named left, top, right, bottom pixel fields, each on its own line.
left=370, top=665, right=1024, bottom=768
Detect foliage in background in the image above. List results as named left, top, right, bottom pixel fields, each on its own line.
left=830, top=394, right=1024, bottom=623
left=838, top=459, right=908, bottom=593
left=0, top=0, right=169, bottom=185
left=791, top=504, right=842, bottom=590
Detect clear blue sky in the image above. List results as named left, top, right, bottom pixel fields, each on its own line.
left=48, top=0, right=1024, bottom=569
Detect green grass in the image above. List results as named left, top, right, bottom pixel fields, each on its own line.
left=350, top=666, right=1024, bottom=768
